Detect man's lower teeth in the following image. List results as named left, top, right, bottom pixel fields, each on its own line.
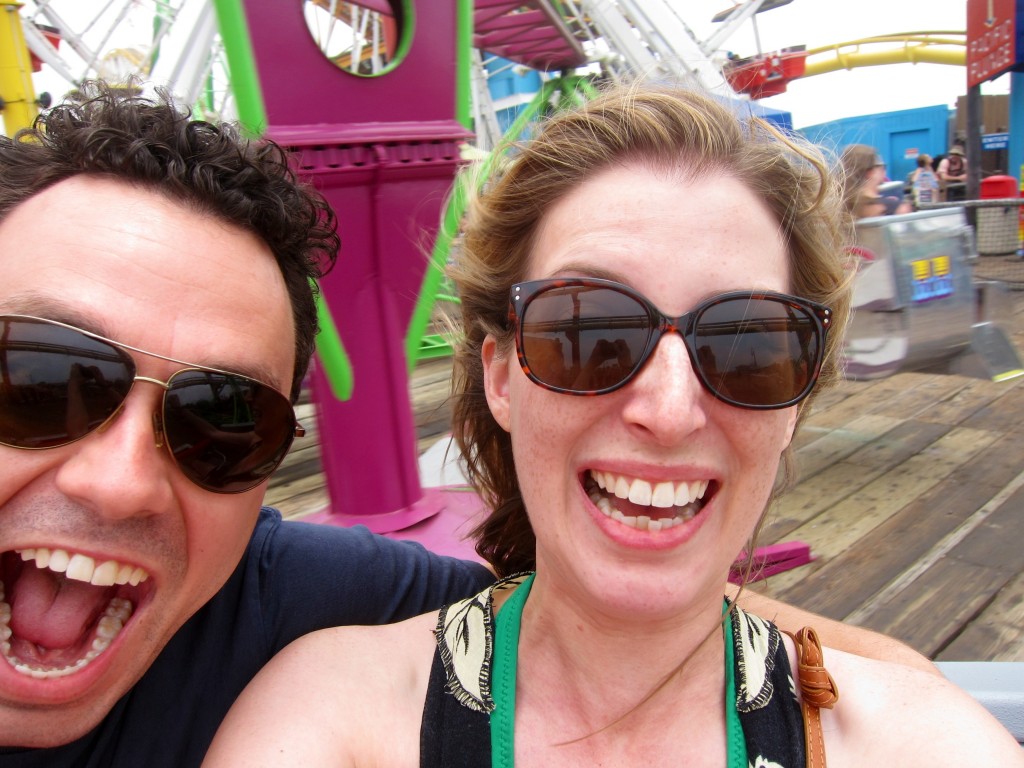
left=0, top=582, right=133, bottom=679
left=589, top=490, right=696, bottom=530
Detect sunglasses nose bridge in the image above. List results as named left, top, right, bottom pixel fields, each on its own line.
left=654, top=314, right=687, bottom=351
left=132, top=375, right=172, bottom=449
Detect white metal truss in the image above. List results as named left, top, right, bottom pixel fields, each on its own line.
left=18, top=0, right=233, bottom=120
left=556, top=0, right=746, bottom=96
left=469, top=48, right=504, bottom=153
left=20, top=0, right=771, bottom=130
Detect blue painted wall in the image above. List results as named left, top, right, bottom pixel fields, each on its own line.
left=799, top=104, right=953, bottom=185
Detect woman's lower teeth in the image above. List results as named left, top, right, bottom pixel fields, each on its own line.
left=588, top=488, right=697, bottom=530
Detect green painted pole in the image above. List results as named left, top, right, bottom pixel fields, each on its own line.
left=210, top=0, right=267, bottom=137
left=403, top=0, right=476, bottom=371
left=455, top=0, right=473, bottom=129
left=315, top=289, right=354, bottom=402
left=214, top=0, right=353, bottom=401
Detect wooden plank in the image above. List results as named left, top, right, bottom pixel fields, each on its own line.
left=914, top=375, right=1022, bottom=426
left=937, top=571, right=1024, bottom=661
left=762, top=425, right=989, bottom=594
left=790, top=384, right=873, bottom=451
left=796, top=373, right=930, bottom=432
left=773, top=432, right=1022, bottom=618
left=790, top=414, right=901, bottom=481
left=870, top=372, right=976, bottom=421
left=853, top=556, right=1010, bottom=658
left=761, top=420, right=951, bottom=544
left=958, top=377, right=1024, bottom=431
left=266, top=473, right=331, bottom=519
left=943, top=482, right=1024, bottom=577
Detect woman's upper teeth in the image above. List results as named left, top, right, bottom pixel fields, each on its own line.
left=590, top=470, right=709, bottom=508
left=16, top=548, right=150, bottom=587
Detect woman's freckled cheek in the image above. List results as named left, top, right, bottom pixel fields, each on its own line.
left=509, top=388, right=593, bottom=495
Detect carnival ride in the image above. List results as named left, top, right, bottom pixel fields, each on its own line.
left=721, top=30, right=966, bottom=99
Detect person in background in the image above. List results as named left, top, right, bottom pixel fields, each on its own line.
left=909, top=153, right=939, bottom=208
left=841, top=143, right=912, bottom=219
left=936, top=143, right=967, bottom=202
left=205, top=84, right=1020, bottom=767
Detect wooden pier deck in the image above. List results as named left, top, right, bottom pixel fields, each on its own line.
left=265, top=286, right=1024, bottom=664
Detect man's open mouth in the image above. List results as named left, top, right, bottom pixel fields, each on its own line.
left=0, top=549, right=150, bottom=679
left=585, top=470, right=712, bottom=531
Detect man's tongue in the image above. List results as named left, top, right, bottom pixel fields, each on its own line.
left=9, top=565, right=110, bottom=650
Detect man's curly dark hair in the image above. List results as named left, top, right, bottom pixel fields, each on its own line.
left=0, top=81, right=339, bottom=401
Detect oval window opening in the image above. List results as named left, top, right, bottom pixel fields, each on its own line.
left=303, top=0, right=412, bottom=77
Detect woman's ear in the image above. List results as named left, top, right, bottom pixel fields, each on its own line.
left=482, top=334, right=511, bottom=432
left=781, top=407, right=798, bottom=451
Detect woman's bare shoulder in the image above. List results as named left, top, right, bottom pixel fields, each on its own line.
left=287, top=610, right=440, bottom=667
left=203, top=612, right=441, bottom=767
left=809, top=645, right=1023, bottom=767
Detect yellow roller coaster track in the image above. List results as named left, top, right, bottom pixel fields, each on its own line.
left=802, top=30, right=965, bottom=78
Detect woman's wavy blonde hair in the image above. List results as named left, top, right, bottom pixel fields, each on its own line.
left=449, top=82, right=851, bottom=577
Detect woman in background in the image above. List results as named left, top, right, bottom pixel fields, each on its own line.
left=841, top=143, right=912, bottom=218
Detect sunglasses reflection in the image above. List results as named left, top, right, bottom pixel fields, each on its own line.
left=576, top=337, right=636, bottom=390
left=65, top=362, right=126, bottom=440
left=165, top=379, right=281, bottom=488
left=1, top=317, right=293, bottom=492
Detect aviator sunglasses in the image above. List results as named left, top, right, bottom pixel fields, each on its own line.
left=509, top=278, right=833, bottom=409
left=0, top=315, right=303, bottom=493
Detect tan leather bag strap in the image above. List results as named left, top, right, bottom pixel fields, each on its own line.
left=789, top=627, right=840, bottom=768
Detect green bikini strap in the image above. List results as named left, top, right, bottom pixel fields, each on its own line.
left=724, top=604, right=749, bottom=768
left=490, top=573, right=534, bottom=768
left=490, top=580, right=746, bottom=768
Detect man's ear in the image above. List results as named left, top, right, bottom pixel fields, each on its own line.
left=482, top=334, right=511, bottom=432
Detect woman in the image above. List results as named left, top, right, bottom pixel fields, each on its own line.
left=205, top=86, right=1021, bottom=766
left=840, top=144, right=912, bottom=219
left=907, top=153, right=938, bottom=208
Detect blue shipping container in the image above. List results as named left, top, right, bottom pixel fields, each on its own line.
left=799, top=104, right=952, bottom=185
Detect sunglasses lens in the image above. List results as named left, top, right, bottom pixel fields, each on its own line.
left=694, top=297, right=819, bottom=407
left=520, top=285, right=651, bottom=393
left=0, top=317, right=134, bottom=448
left=162, top=372, right=296, bottom=493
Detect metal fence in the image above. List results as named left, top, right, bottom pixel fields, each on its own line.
left=919, top=199, right=1024, bottom=287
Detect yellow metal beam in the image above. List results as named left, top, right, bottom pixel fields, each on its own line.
left=0, top=0, right=38, bottom=135
left=803, top=32, right=965, bottom=78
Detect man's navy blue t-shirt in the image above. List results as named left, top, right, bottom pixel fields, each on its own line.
left=2, top=507, right=493, bottom=767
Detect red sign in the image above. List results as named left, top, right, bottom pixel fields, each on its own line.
left=967, top=0, right=1018, bottom=87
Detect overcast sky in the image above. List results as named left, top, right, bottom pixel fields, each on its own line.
left=684, top=0, right=1002, bottom=128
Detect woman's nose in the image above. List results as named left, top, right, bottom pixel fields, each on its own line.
left=618, top=333, right=709, bottom=444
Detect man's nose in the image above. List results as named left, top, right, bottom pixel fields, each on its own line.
left=54, top=385, right=176, bottom=519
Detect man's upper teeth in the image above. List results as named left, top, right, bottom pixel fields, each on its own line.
left=592, top=470, right=708, bottom=508
left=16, top=549, right=149, bottom=587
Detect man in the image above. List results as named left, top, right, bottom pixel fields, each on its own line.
left=0, top=84, right=931, bottom=766
left=936, top=143, right=967, bottom=202
left=0, top=83, right=495, bottom=766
